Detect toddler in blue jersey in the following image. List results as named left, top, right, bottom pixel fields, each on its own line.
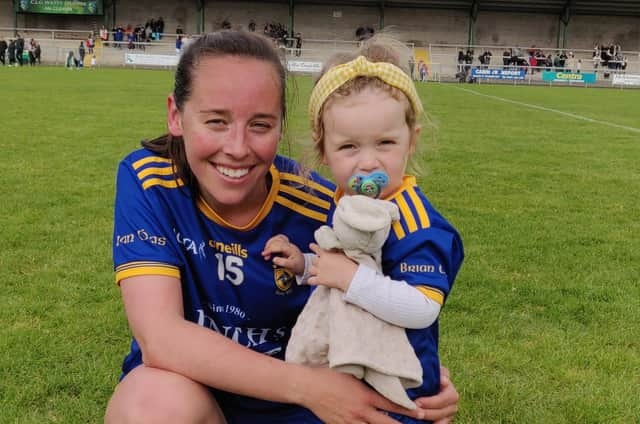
left=263, top=36, right=464, bottom=422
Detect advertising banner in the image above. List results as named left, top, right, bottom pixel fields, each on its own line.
left=124, top=53, right=178, bottom=67
left=542, top=71, right=596, bottom=84
left=18, top=0, right=103, bottom=15
left=612, top=74, right=640, bottom=86
left=287, top=60, right=323, bottom=73
left=471, top=68, right=526, bottom=80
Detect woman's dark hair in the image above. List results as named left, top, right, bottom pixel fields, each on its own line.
left=142, top=30, right=286, bottom=195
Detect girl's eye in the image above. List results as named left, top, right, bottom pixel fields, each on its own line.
left=339, top=144, right=355, bottom=151
left=380, top=139, right=396, bottom=146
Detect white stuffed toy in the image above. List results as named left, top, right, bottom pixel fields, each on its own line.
left=285, top=195, right=423, bottom=410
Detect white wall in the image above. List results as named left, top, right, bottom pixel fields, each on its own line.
left=475, top=11, right=558, bottom=48
left=567, top=15, right=640, bottom=51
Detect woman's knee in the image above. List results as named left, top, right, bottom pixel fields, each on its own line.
left=105, top=365, right=226, bottom=424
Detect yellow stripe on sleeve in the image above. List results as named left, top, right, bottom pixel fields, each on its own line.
left=280, top=173, right=335, bottom=198
left=142, top=178, right=184, bottom=190
left=407, top=187, right=430, bottom=229
left=415, top=286, right=444, bottom=305
left=278, top=184, right=331, bottom=210
left=392, top=220, right=406, bottom=239
left=132, top=156, right=173, bottom=170
left=137, top=166, right=176, bottom=180
left=396, top=195, right=418, bottom=233
left=115, top=262, right=180, bottom=284
left=275, top=195, right=327, bottom=222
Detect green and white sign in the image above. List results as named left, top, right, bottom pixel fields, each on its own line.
left=542, top=71, right=596, bottom=84
left=18, top=0, right=103, bottom=15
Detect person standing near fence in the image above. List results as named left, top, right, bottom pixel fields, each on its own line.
left=0, top=38, right=7, bottom=66
left=15, top=34, right=24, bottom=66
left=78, top=41, right=85, bottom=68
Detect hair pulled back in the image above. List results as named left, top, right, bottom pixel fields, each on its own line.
left=142, top=30, right=286, bottom=195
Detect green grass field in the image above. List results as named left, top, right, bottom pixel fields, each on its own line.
left=1, top=66, right=639, bottom=423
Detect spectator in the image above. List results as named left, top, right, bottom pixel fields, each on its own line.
left=545, top=54, right=553, bottom=71
left=100, top=25, right=108, bottom=46
left=157, top=17, right=165, bottom=39
left=7, top=39, right=16, bottom=66
left=418, top=59, right=428, bottom=82
left=34, top=41, right=41, bottom=65
left=15, top=34, right=24, bottom=66
left=529, top=54, right=537, bottom=73
left=478, top=50, right=491, bottom=69
left=408, top=55, right=415, bottom=80
left=176, top=24, right=183, bottom=36
left=355, top=26, right=375, bottom=41
left=90, top=54, right=97, bottom=69
left=175, top=35, right=183, bottom=54
left=592, top=51, right=600, bottom=72
left=78, top=41, right=85, bottom=67
left=502, top=49, right=510, bottom=69
left=248, top=19, right=256, bottom=32
left=28, top=38, right=36, bottom=65
left=66, top=51, right=76, bottom=69
left=559, top=51, right=567, bottom=70
left=0, top=38, right=7, bottom=66
left=567, top=52, right=576, bottom=73
left=87, top=34, right=95, bottom=54
left=295, top=33, right=302, bottom=56
left=114, top=26, right=124, bottom=48
left=553, top=53, right=561, bottom=71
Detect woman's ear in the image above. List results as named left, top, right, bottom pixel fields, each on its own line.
left=167, top=94, right=183, bottom=136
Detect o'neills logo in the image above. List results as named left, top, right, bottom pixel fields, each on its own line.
left=274, top=267, right=295, bottom=292
left=208, top=239, right=248, bottom=258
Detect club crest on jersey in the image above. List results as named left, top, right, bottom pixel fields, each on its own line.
left=274, top=267, right=295, bottom=293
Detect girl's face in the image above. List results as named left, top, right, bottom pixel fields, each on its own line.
left=168, top=55, right=282, bottom=224
left=321, top=86, right=419, bottom=199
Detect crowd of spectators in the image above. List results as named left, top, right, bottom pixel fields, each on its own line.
left=100, top=17, right=166, bottom=49
left=355, top=26, right=375, bottom=41
left=263, top=21, right=289, bottom=45
left=0, top=34, right=41, bottom=66
left=594, top=43, right=627, bottom=72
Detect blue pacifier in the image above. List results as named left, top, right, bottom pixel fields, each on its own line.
left=347, top=171, right=389, bottom=199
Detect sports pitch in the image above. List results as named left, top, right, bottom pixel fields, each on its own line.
left=1, top=67, right=639, bottom=422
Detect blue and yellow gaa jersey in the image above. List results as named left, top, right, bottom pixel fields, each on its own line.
left=334, top=176, right=464, bottom=407
left=113, top=149, right=334, bottom=419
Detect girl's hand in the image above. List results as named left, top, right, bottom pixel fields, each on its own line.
left=262, top=234, right=305, bottom=275
left=308, top=243, right=358, bottom=292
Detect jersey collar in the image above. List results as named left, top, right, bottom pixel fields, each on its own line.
left=197, top=165, right=280, bottom=231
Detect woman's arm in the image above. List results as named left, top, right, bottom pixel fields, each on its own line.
left=119, top=274, right=426, bottom=423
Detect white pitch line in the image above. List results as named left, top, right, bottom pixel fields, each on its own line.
left=453, top=86, right=640, bottom=134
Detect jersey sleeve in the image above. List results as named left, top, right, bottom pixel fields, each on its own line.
left=383, top=222, right=463, bottom=306
left=112, top=158, right=182, bottom=284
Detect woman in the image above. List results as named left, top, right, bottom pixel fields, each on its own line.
left=105, top=30, right=459, bottom=424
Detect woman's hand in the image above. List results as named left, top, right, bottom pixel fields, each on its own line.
left=298, top=367, right=422, bottom=424
left=412, top=366, right=459, bottom=423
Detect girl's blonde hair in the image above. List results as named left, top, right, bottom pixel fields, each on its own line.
left=310, top=35, right=424, bottom=168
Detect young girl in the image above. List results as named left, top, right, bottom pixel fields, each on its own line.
left=264, top=37, right=464, bottom=422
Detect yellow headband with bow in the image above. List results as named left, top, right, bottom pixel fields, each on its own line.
left=308, top=55, right=423, bottom=133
